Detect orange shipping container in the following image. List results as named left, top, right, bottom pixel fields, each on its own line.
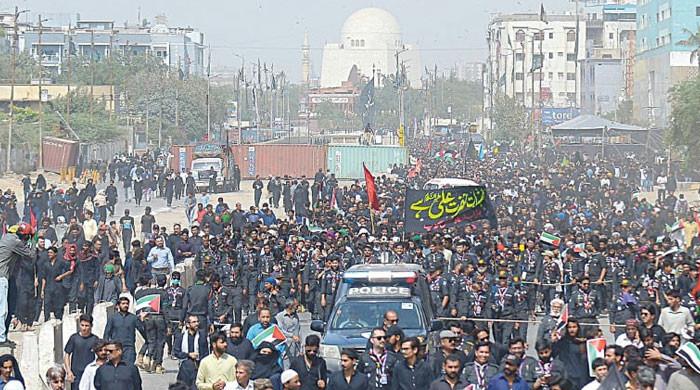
left=230, top=144, right=327, bottom=179
left=42, top=137, right=80, bottom=173
left=170, top=145, right=195, bottom=173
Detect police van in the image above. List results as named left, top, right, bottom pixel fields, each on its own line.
left=310, top=264, right=438, bottom=371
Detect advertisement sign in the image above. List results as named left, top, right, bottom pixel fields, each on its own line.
left=541, top=107, right=580, bottom=126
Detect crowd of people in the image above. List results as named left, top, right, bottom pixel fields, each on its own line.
left=0, top=136, right=699, bottom=390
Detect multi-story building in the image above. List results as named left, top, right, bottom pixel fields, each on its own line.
left=484, top=13, right=587, bottom=112
left=634, top=0, right=700, bottom=126
left=19, top=15, right=206, bottom=79
left=453, top=62, right=484, bottom=83
left=580, top=2, right=637, bottom=114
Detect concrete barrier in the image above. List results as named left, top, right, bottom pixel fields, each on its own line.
left=20, top=331, right=43, bottom=390
left=62, top=311, right=80, bottom=350
left=38, top=319, right=63, bottom=388
left=92, top=302, right=114, bottom=339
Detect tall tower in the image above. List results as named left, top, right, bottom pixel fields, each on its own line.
left=302, top=32, right=311, bottom=86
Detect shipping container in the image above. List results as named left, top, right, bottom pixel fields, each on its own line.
left=42, top=137, right=80, bottom=173
left=326, top=145, right=408, bottom=179
left=170, top=145, right=195, bottom=173
left=82, top=139, right=127, bottom=162
left=231, top=144, right=326, bottom=179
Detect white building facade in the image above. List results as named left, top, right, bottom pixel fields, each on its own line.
left=484, top=14, right=587, bottom=109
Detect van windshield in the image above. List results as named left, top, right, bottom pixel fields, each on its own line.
left=330, top=300, right=424, bottom=330
left=192, top=162, right=220, bottom=171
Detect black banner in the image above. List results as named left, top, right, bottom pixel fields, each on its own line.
left=404, top=186, right=498, bottom=233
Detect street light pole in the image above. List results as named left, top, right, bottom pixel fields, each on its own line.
left=7, top=7, right=29, bottom=173
left=38, top=14, right=45, bottom=171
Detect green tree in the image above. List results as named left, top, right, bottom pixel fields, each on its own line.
left=668, top=76, right=700, bottom=161
left=677, top=26, right=700, bottom=73
left=491, top=95, right=531, bottom=142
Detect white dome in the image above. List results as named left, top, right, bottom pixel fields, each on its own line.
left=341, top=8, right=401, bottom=40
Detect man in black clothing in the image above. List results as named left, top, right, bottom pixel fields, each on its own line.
left=253, top=176, right=264, bottom=208
left=105, top=181, right=118, bottom=217
left=226, top=323, right=254, bottom=360
left=327, top=349, right=367, bottom=390
left=391, top=337, right=433, bottom=390
left=428, top=354, right=469, bottom=390
left=426, top=330, right=467, bottom=379
left=93, top=340, right=142, bottom=390
left=357, top=327, right=397, bottom=390
left=182, top=270, right=210, bottom=331
left=63, top=314, right=99, bottom=386
left=289, top=335, right=328, bottom=390
left=103, top=296, right=146, bottom=365
left=134, top=275, right=168, bottom=373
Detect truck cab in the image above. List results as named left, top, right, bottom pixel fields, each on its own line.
left=310, top=264, right=438, bottom=371
left=191, top=144, right=230, bottom=192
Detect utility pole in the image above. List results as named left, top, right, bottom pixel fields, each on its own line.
left=395, top=47, right=408, bottom=133
left=66, top=24, right=72, bottom=124
left=109, top=31, right=114, bottom=121
left=206, top=46, right=211, bottom=140
left=7, top=7, right=29, bottom=173
left=89, top=29, right=95, bottom=124
left=38, top=14, right=46, bottom=171
left=175, top=56, right=180, bottom=134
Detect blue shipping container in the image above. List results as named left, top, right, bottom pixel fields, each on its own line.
left=326, top=145, right=408, bottom=179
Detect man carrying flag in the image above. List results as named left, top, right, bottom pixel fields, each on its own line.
left=363, top=163, right=380, bottom=212
left=363, top=163, right=380, bottom=234
left=134, top=275, right=168, bottom=373
left=247, top=307, right=287, bottom=363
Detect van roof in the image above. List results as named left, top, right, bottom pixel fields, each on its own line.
left=424, top=178, right=480, bottom=188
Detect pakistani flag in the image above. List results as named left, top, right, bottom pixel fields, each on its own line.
left=251, top=324, right=287, bottom=349
left=540, top=231, right=561, bottom=247
left=135, top=294, right=161, bottom=314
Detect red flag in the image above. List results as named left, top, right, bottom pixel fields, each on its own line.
left=29, top=208, right=37, bottom=230
left=363, top=163, right=380, bottom=211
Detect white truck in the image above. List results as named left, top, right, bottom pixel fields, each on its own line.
left=191, top=144, right=231, bottom=192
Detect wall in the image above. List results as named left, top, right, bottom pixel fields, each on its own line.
left=326, top=145, right=407, bottom=179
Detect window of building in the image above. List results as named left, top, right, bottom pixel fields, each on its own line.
left=558, top=92, right=567, bottom=97
left=516, top=52, right=524, bottom=61
left=567, top=72, right=576, bottom=80
left=567, top=53, right=576, bottom=61
left=534, top=31, right=544, bottom=41
left=697, top=6, right=700, bottom=16
left=515, top=93, right=524, bottom=101
left=360, top=39, right=365, bottom=47
left=548, top=52, right=554, bottom=59
left=567, top=30, right=576, bottom=42
left=609, top=33, right=614, bottom=39
left=558, top=72, right=564, bottom=80
left=516, top=30, right=525, bottom=42
left=515, top=72, right=524, bottom=80
left=548, top=72, right=553, bottom=80
left=548, top=32, right=554, bottom=39
left=567, top=92, right=576, bottom=101
left=558, top=52, right=564, bottom=57
left=534, top=72, right=544, bottom=81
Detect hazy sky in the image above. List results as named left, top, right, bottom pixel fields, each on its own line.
left=7, top=0, right=572, bottom=82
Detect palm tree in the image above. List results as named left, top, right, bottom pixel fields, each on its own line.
left=677, top=26, right=700, bottom=73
